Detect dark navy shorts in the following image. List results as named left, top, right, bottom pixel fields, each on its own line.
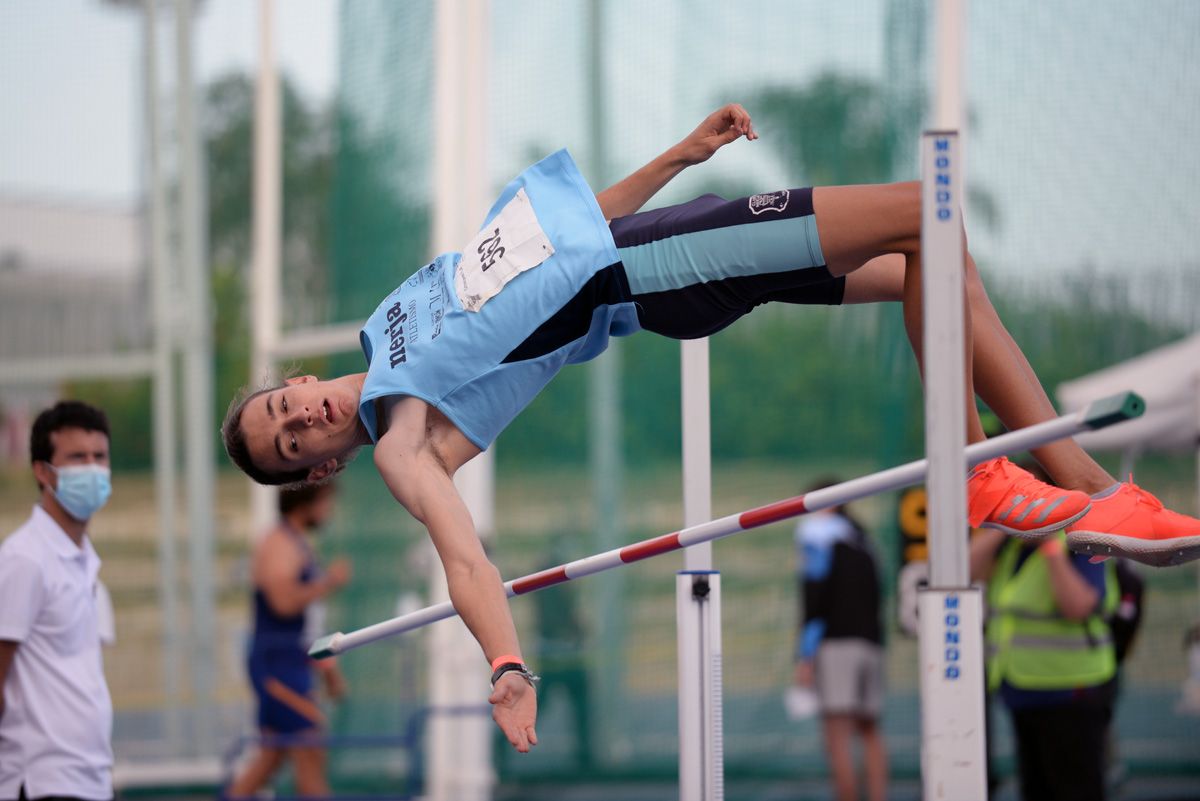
left=501, top=188, right=843, bottom=367
left=610, top=187, right=843, bottom=339
left=248, top=648, right=322, bottom=735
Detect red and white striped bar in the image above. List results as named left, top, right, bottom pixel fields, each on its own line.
left=309, top=391, right=1144, bottom=659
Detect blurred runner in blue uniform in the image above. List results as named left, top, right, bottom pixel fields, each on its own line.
left=227, top=483, right=350, bottom=799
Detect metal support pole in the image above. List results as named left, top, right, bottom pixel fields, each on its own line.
left=918, top=587, right=985, bottom=795
left=428, top=2, right=494, bottom=799
left=142, top=0, right=182, bottom=755
left=681, top=340, right=713, bottom=571
left=586, top=0, right=624, bottom=760
left=677, top=572, right=723, bottom=801
left=919, top=0, right=986, bottom=786
left=678, top=337, right=722, bottom=800
left=250, top=0, right=281, bottom=536
left=176, top=0, right=218, bottom=755
left=920, top=130, right=968, bottom=588
left=1194, top=377, right=1200, bottom=614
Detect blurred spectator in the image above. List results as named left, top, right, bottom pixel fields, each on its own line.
left=971, top=466, right=1118, bottom=801
left=0, top=401, right=115, bottom=801
left=793, top=478, right=887, bottom=801
left=227, top=483, right=351, bottom=799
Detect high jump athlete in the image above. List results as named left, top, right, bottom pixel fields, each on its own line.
left=221, top=104, right=1200, bottom=752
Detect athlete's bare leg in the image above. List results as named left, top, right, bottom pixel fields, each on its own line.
left=814, top=182, right=986, bottom=444
left=843, top=253, right=1116, bottom=494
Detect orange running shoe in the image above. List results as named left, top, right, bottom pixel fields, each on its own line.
left=1066, top=482, right=1200, bottom=567
left=966, top=456, right=1091, bottom=540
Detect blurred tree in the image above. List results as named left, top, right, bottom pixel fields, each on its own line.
left=203, top=69, right=434, bottom=467
left=205, top=72, right=333, bottom=286
left=756, top=73, right=898, bottom=187
left=61, top=378, right=153, bottom=471
left=753, top=71, right=999, bottom=229
left=328, top=110, right=430, bottom=323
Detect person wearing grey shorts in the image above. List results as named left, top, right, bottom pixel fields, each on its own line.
left=794, top=478, right=886, bottom=801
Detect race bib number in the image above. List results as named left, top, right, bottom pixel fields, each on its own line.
left=455, top=188, right=555, bottom=312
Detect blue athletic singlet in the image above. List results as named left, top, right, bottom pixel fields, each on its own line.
left=248, top=522, right=320, bottom=733
left=358, top=149, right=839, bottom=450
left=358, top=149, right=638, bottom=449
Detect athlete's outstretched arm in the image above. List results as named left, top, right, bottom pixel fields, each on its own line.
left=595, top=103, right=757, bottom=220
left=374, top=398, right=537, bottom=752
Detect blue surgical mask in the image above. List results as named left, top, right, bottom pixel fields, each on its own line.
left=49, top=464, right=112, bottom=521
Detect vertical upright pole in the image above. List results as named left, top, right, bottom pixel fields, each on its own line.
left=678, top=333, right=722, bottom=800
left=586, top=0, right=624, bottom=757
left=176, top=0, right=217, bottom=755
left=1194, top=375, right=1200, bottom=516
left=919, top=2, right=986, bottom=796
left=918, top=129, right=985, bottom=801
left=251, top=0, right=281, bottom=537
left=428, top=2, right=494, bottom=799
left=1193, top=378, right=1200, bottom=612
left=681, top=343, right=712, bottom=570
left=925, top=21, right=968, bottom=593
left=142, top=0, right=182, bottom=755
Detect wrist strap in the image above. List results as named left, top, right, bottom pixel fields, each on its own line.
left=491, top=661, right=540, bottom=689
left=490, top=653, right=523, bottom=672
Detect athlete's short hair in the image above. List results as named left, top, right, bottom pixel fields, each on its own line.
left=221, top=384, right=356, bottom=489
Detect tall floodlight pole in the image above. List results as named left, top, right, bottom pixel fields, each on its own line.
left=428, top=2, right=494, bottom=799
left=251, top=0, right=282, bottom=536
left=140, top=0, right=183, bottom=755
left=586, top=0, right=625, bottom=760
left=919, top=0, right=986, bottom=797
left=175, top=0, right=218, bottom=755
left=677, top=297, right=723, bottom=797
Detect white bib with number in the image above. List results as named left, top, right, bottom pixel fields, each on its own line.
left=455, top=188, right=555, bottom=312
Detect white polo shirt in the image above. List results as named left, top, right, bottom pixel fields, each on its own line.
left=0, top=505, right=113, bottom=801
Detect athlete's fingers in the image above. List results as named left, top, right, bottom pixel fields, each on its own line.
left=724, top=103, right=744, bottom=133
left=526, top=726, right=538, bottom=746
left=494, top=706, right=526, bottom=751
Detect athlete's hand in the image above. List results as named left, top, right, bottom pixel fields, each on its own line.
left=676, top=103, right=758, bottom=166
left=489, top=672, right=538, bottom=753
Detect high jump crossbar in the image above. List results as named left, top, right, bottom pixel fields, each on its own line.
left=310, top=390, right=1143, bottom=660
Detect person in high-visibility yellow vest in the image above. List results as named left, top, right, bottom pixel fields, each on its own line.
left=971, top=525, right=1118, bottom=801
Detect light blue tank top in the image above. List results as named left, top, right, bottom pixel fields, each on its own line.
left=357, top=149, right=637, bottom=449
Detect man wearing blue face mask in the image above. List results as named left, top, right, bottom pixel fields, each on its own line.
left=0, top=401, right=114, bottom=801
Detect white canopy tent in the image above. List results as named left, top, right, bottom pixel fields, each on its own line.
left=1057, top=333, right=1200, bottom=510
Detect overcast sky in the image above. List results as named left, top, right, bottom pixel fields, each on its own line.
left=0, top=0, right=336, bottom=205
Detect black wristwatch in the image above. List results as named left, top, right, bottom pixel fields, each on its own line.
left=490, top=661, right=540, bottom=689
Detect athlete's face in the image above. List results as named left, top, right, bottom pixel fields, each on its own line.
left=239, top=375, right=363, bottom=481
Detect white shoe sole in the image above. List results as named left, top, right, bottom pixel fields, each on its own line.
left=1066, top=531, right=1200, bottom=567
left=980, top=506, right=1091, bottom=542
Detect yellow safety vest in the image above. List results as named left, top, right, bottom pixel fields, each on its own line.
left=986, top=533, right=1117, bottom=692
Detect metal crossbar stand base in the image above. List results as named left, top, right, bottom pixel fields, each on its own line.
left=918, top=587, right=987, bottom=799
left=677, top=571, right=724, bottom=801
